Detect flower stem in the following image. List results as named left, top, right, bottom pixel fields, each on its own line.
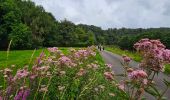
left=33, top=77, right=43, bottom=100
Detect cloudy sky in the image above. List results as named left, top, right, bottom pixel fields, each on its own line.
left=32, top=0, right=170, bottom=29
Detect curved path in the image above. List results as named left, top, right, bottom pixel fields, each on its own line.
left=100, top=50, right=170, bottom=100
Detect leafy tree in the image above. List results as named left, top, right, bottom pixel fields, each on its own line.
left=9, top=23, right=33, bottom=49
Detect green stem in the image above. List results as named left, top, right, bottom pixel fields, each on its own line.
left=150, top=71, right=156, bottom=82
left=77, top=74, right=97, bottom=99
left=157, top=86, right=169, bottom=100
left=42, top=68, right=56, bottom=99
left=33, top=77, right=43, bottom=100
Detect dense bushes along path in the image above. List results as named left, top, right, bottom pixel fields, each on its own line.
left=100, top=50, right=170, bottom=100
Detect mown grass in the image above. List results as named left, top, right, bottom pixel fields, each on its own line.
left=0, top=48, right=69, bottom=69
left=106, top=46, right=170, bottom=74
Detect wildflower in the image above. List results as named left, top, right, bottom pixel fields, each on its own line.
left=104, top=72, right=114, bottom=80
left=46, top=71, right=52, bottom=77
left=91, top=52, right=96, bottom=56
left=117, top=81, right=125, bottom=91
left=59, top=71, right=66, bottom=76
left=143, top=79, right=148, bottom=85
left=39, top=86, right=48, bottom=92
left=0, top=96, right=2, bottom=100
left=122, top=55, right=131, bottom=63
left=109, top=93, right=115, bottom=97
left=91, top=63, right=99, bottom=70
left=47, top=47, right=58, bottom=52
left=58, top=56, right=73, bottom=66
left=22, top=89, right=30, bottom=100
left=128, top=70, right=147, bottom=79
left=36, top=52, right=44, bottom=64
left=127, top=68, right=134, bottom=73
left=134, top=38, right=170, bottom=71
left=11, top=65, right=15, bottom=68
left=162, top=49, right=170, bottom=63
left=94, top=88, right=99, bottom=92
left=77, top=68, right=86, bottom=76
left=29, top=74, right=37, bottom=80
left=105, top=64, right=112, bottom=69
left=14, top=88, right=30, bottom=100
left=3, top=68, right=12, bottom=75
left=13, top=69, right=29, bottom=80
left=58, top=86, right=65, bottom=91
left=98, top=85, right=105, bottom=90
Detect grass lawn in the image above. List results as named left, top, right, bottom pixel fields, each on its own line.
left=0, top=48, right=69, bottom=69
left=106, top=45, right=170, bottom=74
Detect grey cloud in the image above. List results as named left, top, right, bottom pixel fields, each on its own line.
left=32, top=0, right=170, bottom=29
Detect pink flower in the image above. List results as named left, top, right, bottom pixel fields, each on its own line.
left=105, top=64, right=112, bottom=68
left=13, top=69, right=29, bottom=81
left=128, top=70, right=147, bottom=79
left=36, top=52, right=44, bottom=64
left=58, top=56, right=73, bottom=66
left=117, top=81, right=125, bottom=91
left=122, top=56, right=131, bottom=63
left=162, top=49, right=170, bottom=63
left=3, top=68, right=12, bottom=75
left=29, top=74, right=37, bottom=80
left=104, top=72, right=114, bottom=80
left=47, top=47, right=58, bottom=52
left=14, top=88, right=30, bottom=100
left=134, top=38, right=170, bottom=71
left=77, top=68, right=86, bottom=76
left=0, top=96, right=2, bottom=100
left=143, top=79, right=148, bottom=85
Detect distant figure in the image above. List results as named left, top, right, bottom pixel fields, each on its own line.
left=103, top=46, right=105, bottom=50
left=99, top=46, right=101, bottom=51
left=98, top=45, right=100, bottom=49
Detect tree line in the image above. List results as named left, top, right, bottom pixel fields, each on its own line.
left=1, top=0, right=170, bottom=50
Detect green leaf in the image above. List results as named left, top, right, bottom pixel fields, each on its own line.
left=163, top=79, right=170, bottom=87
left=145, top=85, right=161, bottom=97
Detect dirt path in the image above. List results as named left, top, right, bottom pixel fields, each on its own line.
left=100, top=50, right=170, bottom=100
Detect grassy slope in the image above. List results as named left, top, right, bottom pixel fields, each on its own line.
left=106, top=46, right=170, bottom=74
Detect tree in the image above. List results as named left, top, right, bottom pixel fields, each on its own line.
left=9, top=23, right=33, bottom=49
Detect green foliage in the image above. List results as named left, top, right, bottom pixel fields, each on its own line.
left=106, top=46, right=142, bottom=62
left=9, top=23, right=33, bottom=49
left=1, top=0, right=170, bottom=50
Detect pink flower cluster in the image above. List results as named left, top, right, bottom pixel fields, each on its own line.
left=162, top=49, right=170, bottom=63
left=58, top=56, right=75, bottom=67
left=117, top=81, right=125, bottom=91
left=87, top=63, right=99, bottom=70
left=134, top=38, right=165, bottom=52
left=13, top=69, right=29, bottom=81
left=134, top=38, right=170, bottom=71
left=128, top=70, right=147, bottom=80
left=77, top=68, right=86, bottom=76
left=104, top=72, right=114, bottom=80
left=14, top=88, right=30, bottom=100
left=47, top=47, right=58, bottom=53
left=122, top=55, right=131, bottom=63
left=74, top=49, right=96, bottom=59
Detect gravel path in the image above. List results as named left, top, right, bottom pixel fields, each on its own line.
left=100, top=50, right=170, bottom=100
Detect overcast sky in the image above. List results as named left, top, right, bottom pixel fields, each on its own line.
left=32, top=0, right=170, bottom=29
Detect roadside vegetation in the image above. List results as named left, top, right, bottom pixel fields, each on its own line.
left=0, top=46, right=128, bottom=99
left=106, top=45, right=170, bottom=74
